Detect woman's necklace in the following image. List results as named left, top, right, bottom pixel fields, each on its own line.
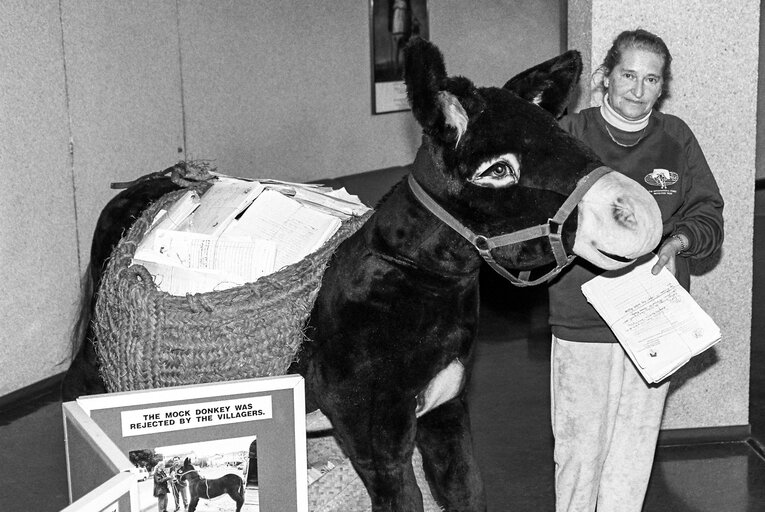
left=604, top=122, right=647, bottom=148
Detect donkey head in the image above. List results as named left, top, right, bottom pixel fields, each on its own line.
left=403, top=38, right=661, bottom=278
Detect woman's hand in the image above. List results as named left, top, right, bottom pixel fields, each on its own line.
left=651, top=234, right=687, bottom=276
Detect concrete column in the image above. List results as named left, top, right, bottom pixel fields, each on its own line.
left=568, top=1, right=759, bottom=431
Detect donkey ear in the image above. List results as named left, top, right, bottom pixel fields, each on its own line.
left=503, top=50, right=582, bottom=118
left=404, top=37, right=481, bottom=145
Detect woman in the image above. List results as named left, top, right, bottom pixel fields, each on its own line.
left=548, top=29, right=724, bottom=512
left=153, top=462, right=172, bottom=512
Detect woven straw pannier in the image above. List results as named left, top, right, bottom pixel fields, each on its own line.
left=93, top=183, right=445, bottom=511
left=93, top=187, right=372, bottom=392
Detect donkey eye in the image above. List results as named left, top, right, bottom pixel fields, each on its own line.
left=483, top=163, right=512, bottom=179
left=470, top=154, right=520, bottom=188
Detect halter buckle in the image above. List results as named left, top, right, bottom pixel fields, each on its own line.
left=474, top=235, right=490, bottom=252
left=548, top=219, right=561, bottom=235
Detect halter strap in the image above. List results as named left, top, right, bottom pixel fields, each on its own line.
left=407, top=165, right=611, bottom=286
left=176, top=469, right=196, bottom=478
left=179, top=468, right=211, bottom=499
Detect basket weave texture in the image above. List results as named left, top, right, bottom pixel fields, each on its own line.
left=94, top=188, right=372, bottom=392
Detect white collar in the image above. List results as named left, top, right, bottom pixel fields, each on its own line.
left=600, top=94, right=651, bottom=132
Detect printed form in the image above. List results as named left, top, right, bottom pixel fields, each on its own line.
left=581, top=255, right=721, bottom=383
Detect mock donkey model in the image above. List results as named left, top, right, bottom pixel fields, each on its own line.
left=63, top=38, right=661, bottom=511
left=294, top=39, right=661, bottom=511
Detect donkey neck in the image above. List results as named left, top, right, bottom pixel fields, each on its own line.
left=367, top=145, right=482, bottom=279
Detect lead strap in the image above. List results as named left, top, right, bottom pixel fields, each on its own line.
left=407, top=165, right=612, bottom=286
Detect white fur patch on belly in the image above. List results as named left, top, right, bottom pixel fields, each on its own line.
left=305, top=358, right=466, bottom=433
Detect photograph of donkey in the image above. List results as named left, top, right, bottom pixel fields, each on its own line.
left=64, top=37, right=661, bottom=511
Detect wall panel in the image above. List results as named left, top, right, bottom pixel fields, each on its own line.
left=0, top=0, right=80, bottom=394
left=568, top=0, right=759, bottom=429
left=62, top=0, right=185, bottom=268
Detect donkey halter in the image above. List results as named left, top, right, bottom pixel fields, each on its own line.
left=176, top=469, right=197, bottom=479
left=407, top=165, right=612, bottom=287
left=178, top=468, right=211, bottom=499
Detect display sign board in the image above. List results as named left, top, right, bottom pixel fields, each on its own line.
left=63, top=375, right=307, bottom=512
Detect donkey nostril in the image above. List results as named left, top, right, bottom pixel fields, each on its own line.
left=612, top=202, right=637, bottom=228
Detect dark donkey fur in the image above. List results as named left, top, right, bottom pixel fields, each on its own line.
left=64, top=38, right=634, bottom=511
left=179, top=457, right=245, bottom=512
left=293, top=39, right=608, bottom=511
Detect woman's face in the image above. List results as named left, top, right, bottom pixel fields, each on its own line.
left=605, top=46, right=664, bottom=120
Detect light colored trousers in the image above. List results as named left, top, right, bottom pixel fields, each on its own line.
left=551, top=336, right=670, bottom=512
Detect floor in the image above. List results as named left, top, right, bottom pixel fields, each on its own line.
left=469, top=282, right=765, bottom=512
left=2, top=210, right=764, bottom=511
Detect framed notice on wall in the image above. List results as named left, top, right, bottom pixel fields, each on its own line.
left=369, top=0, right=429, bottom=114
left=62, top=375, right=307, bottom=512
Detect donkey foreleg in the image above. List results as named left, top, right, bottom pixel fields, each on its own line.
left=327, top=394, right=425, bottom=512
left=416, top=397, right=487, bottom=511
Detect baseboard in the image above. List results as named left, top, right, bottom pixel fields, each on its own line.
left=658, top=424, right=752, bottom=446
left=0, top=371, right=65, bottom=413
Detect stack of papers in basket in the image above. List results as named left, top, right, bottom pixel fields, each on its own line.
left=132, top=174, right=370, bottom=296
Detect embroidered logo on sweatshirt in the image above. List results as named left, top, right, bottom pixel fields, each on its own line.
left=644, top=169, right=678, bottom=196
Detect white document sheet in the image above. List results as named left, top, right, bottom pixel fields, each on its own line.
left=151, top=230, right=277, bottom=280
left=186, top=177, right=265, bottom=237
left=260, top=181, right=371, bottom=219
left=134, top=189, right=202, bottom=263
left=581, top=254, right=721, bottom=383
left=234, top=189, right=342, bottom=271
left=132, top=258, right=244, bottom=295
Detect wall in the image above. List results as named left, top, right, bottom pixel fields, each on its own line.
left=758, top=0, right=765, bottom=182
left=1, top=0, right=81, bottom=397
left=0, top=0, right=560, bottom=396
left=568, top=0, right=759, bottom=430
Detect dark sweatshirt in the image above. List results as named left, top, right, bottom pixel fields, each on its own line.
left=549, top=107, right=724, bottom=343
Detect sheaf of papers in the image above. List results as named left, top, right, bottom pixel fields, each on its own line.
left=259, top=179, right=371, bottom=219
left=135, top=260, right=245, bottom=295
left=581, top=254, right=721, bottom=384
left=130, top=174, right=370, bottom=296
left=233, top=189, right=342, bottom=270
left=134, top=189, right=202, bottom=259
left=141, top=230, right=277, bottom=280
left=184, top=177, right=265, bottom=236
